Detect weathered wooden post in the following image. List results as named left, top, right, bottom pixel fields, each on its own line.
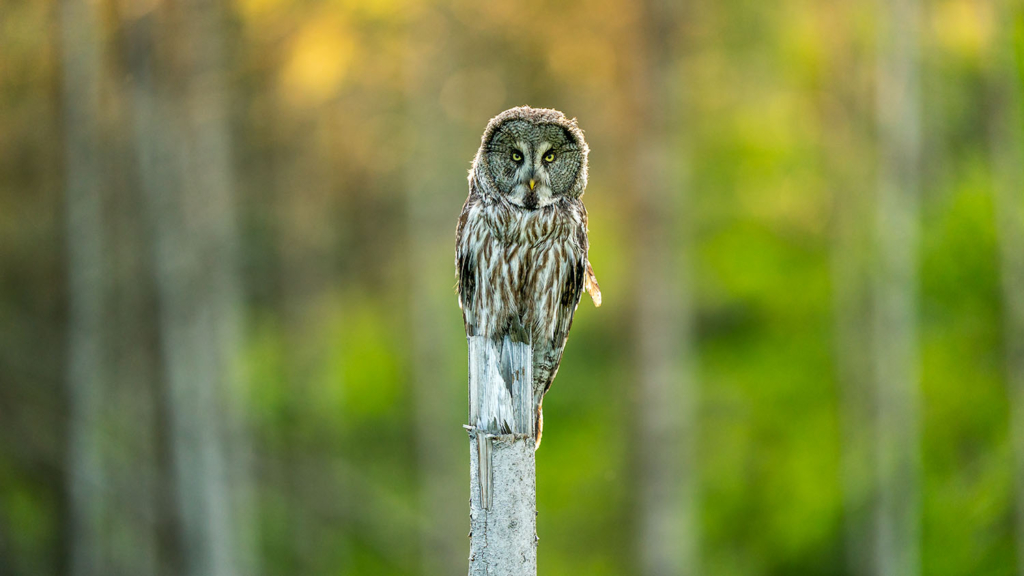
left=465, top=336, right=537, bottom=575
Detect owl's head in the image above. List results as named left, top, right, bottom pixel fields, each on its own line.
left=473, top=106, right=588, bottom=209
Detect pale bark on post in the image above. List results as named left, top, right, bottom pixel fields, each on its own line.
left=466, top=336, right=537, bottom=575
left=988, top=2, right=1024, bottom=573
left=634, top=0, right=699, bottom=574
left=60, top=1, right=109, bottom=573
left=872, top=0, right=922, bottom=573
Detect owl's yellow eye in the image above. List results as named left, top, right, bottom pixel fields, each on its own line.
left=543, top=151, right=556, bottom=163
left=511, top=150, right=523, bottom=162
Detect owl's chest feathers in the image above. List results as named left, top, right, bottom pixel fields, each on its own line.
left=482, top=199, right=578, bottom=248
left=465, top=199, right=583, bottom=339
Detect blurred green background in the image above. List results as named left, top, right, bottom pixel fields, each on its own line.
left=2, top=0, right=1023, bottom=574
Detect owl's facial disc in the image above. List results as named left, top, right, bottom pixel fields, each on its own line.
left=485, top=120, right=580, bottom=209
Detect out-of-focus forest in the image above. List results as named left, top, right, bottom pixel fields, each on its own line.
left=2, top=0, right=1023, bottom=574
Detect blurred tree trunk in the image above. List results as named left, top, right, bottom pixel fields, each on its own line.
left=273, top=95, right=343, bottom=574
left=820, top=6, right=875, bottom=575
left=124, top=1, right=254, bottom=575
left=405, top=8, right=468, bottom=575
left=60, top=0, right=111, bottom=573
left=988, top=2, right=1024, bottom=574
left=104, top=29, right=164, bottom=576
left=62, top=2, right=175, bottom=574
left=634, top=1, right=698, bottom=574
left=872, top=0, right=922, bottom=573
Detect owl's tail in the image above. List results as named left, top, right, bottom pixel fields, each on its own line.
left=585, top=260, right=602, bottom=307
left=534, top=401, right=544, bottom=450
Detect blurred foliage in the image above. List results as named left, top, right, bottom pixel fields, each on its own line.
left=1, top=0, right=1023, bottom=574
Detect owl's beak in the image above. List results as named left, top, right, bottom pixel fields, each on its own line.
left=529, top=179, right=536, bottom=191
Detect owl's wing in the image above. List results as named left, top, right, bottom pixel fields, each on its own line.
left=532, top=248, right=587, bottom=447
left=579, top=203, right=601, bottom=307
left=548, top=250, right=587, bottom=384
left=455, top=194, right=477, bottom=332
left=533, top=202, right=600, bottom=447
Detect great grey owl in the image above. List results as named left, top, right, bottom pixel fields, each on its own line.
left=456, top=106, right=600, bottom=448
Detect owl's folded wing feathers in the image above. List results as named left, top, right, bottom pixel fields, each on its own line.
left=455, top=196, right=476, bottom=322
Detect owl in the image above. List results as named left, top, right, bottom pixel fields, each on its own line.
left=456, top=106, right=600, bottom=448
